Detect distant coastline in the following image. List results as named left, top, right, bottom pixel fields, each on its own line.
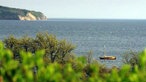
left=0, top=5, right=47, bottom=20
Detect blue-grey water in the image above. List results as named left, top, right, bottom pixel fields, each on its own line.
left=0, top=19, right=146, bottom=67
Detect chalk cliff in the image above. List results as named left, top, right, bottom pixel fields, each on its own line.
left=0, top=6, right=47, bottom=20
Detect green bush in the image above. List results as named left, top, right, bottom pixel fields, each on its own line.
left=123, top=50, right=139, bottom=67
left=3, top=33, right=75, bottom=64
left=1, top=35, right=146, bottom=82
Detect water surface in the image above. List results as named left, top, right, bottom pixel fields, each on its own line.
left=1, top=19, right=146, bottom=67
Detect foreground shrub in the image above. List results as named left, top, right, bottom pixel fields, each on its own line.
left=0, top=41, right=82, bottom=82
left=122, top=50, right=141, bottom=71
left=1, top=41, right=146, bottom=82
left=3, top=33, right=75, bottom=64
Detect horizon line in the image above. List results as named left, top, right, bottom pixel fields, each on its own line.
left=47, top=18, right=146, bottom=20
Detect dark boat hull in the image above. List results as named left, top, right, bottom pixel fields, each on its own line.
left=99, top=56, right=116, bottom=60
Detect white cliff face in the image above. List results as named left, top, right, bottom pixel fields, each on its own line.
left=18, top=12, right=37, bottom=20
left=0, top=6, right=48, bottom=20
left=18, top=12, right=47, bottom=20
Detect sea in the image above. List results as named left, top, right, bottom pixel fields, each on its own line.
left=1, top=19, right=146, bottom=67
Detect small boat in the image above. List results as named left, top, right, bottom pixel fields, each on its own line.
left=99, top=56, right=116, bottom=60
left=99, top=45, right=116, bottom=60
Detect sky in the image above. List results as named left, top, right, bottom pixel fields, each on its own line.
left=0, top=0, right=146, bottom=19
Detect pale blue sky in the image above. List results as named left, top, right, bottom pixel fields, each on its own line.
left=0, top=0, right=146, bottom=19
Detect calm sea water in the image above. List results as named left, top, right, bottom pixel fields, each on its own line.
left=1, top=19, right=146, bottom=67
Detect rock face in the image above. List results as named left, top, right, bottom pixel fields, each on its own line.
left=18, top=12, right=37, bottom=20
left=0, top=6, right=47, bottom=20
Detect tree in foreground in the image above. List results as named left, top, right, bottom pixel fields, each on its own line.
left=3, top=32, right=75, bottom=64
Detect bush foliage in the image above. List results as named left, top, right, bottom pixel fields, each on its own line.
left=3, top=33, right=75, bottom=64
left=0, top=33, right=146, bottom=82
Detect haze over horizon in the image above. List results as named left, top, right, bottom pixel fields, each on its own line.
left=0, top=0, right=146, bottom=19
